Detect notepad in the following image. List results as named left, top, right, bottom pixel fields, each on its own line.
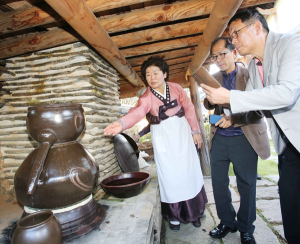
left=192, top=67, right=221, bottom=88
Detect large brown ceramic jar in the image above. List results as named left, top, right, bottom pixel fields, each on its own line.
left=14, top=104, right=99, bottom=208
left=11, top=210, right=62, bottom=244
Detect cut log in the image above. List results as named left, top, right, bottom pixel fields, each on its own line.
left=121, top=35, right=202, bottom=58
left=44, top=0, right=144, bottom=88
left=187, top=0, right=243, bottom=76
left=113, top=19, right=207, bottom=48
left=0, top=0, right=151, bottom=35
left=0, top=0, right=276, bottom=59
left=127, top=47, right=198, bottom=67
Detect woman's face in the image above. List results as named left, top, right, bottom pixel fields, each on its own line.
left=145, top=66, right=166, bottom=91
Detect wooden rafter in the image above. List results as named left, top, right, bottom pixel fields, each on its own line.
left=127, top=47, right=198, bottom=67
left=0, top=0, right=151, bottom=34
left=113, top=18, right=207, bottom=48
left=43, top=0, right=144, bottom=87
left=0, top=0, right=276, bottom=60
left=187, top=0, right=243, bottom=76
left=120, top=35, right=202, bottom=58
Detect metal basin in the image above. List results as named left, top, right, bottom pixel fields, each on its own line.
left=100, top=172, right=151, bottom=198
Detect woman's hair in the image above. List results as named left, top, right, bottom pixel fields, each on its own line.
left=141, top=56, right=169, bottom=86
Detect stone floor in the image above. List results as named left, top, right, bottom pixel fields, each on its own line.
left=0, top=173, right=286, bottom=244
left=0, top=163, right=160, bottom=244
left=161, top=175, right=286, bottom=244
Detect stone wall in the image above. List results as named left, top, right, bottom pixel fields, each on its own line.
left=0, top=42, right=122, bottom=198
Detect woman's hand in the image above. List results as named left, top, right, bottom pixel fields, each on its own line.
left=132, top=134, right=140, bottom=142
left=104, top=121, right=123, bottom=136
left=193, top=133, right=202, bottom=149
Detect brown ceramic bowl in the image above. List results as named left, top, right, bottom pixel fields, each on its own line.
left=100, top=172, right=151, bottom=198
left=11, top=210, right=62, bottom=244
left=27, top=103, right=85, bottom=143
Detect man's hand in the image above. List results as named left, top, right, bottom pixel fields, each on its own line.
left=104, top=121, right=123, bottom=136
left=215, top=114, right=233, bottom=128
left=193, top=133, right=202, bottom=149
left=201, top=84, right=231, bottom=105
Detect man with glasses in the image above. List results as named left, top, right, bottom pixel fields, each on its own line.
left=204, top=37, right=269, bottom=244
left=202, top=9, right=300, bottom=244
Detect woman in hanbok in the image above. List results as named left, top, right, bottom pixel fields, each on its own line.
left=104, top=56, right=207, bottom=231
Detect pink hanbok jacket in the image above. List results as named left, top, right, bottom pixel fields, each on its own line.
left=121, top=82, right=200, bottom=134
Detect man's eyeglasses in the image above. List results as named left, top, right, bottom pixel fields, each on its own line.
left=228, top=22, right=255, bottom=43
left=210, top=51, right=229, bottom=61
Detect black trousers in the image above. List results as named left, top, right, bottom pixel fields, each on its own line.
left=278, top=141, right=300, bottom=244
left=210, top=133, right=258, bottom=233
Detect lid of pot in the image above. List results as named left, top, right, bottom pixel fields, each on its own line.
left=113, top=133, right=140, bottom=172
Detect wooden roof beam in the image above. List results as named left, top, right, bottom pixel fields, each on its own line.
left=0, top=0, right=151, bottom=35
left=187, top=0, right=243, bottom=76
left=0, top=0, right=275, bottom=59
left=0, top=0, right=275, bottom=36
left=121, top=35, right=202, bottom=58
left=44, top=0, right=144, bottom=87
left=127, top=47, right=198, bottom=67
left=113, top=18, right=207, bottom=48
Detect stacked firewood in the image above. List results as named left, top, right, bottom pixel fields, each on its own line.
left=0, top=42, right=122, bottom=199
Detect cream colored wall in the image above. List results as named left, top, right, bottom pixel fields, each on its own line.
left=267, top=0, right=300, bottom=33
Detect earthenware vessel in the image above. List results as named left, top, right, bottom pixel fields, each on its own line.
left=101, top=172, right=151, bottom=198
left=13, top=104, right=105, bottom=241
left=11, top=210, right=62, bottom=244
left=14, top=103, right=98, bottom=208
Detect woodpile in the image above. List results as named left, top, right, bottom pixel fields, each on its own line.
left=0, top=42, right=122, bottom=198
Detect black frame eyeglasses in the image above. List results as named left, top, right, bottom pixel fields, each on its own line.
left=210, top=51, right=229, bottom=61
left=228, top=22, right=255, bottom=43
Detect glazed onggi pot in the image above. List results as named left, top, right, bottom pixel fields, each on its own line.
left=26, top=103, right=85, bottom=143
left=14, top=103, right=99, bottom=208
left=11, top=210, right=62, bottom=244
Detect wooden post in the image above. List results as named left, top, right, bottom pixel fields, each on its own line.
left=43, top=0, right=144, bottom=87
left=189, top=75, right=211, bottom=176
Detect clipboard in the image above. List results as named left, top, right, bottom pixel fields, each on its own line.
left=192, top=67, right=221, bottom=88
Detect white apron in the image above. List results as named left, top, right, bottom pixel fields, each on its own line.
left=151, top=116, right=204, bottom=203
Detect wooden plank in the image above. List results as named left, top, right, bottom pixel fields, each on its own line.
left=44, top=0, right=144, bottom=87
left=120, top=35, right=202, bottom=58
left=0, top=0, right=275, bottom=35
left=188, top=0, right=243, bottom=75
left=113, top=18, right=207, bottom=48
left=127, top=47, right=198, bottom=67
left=0, top=0, right=151, bottom=35
left=0, top=0, right=275, bottom=59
